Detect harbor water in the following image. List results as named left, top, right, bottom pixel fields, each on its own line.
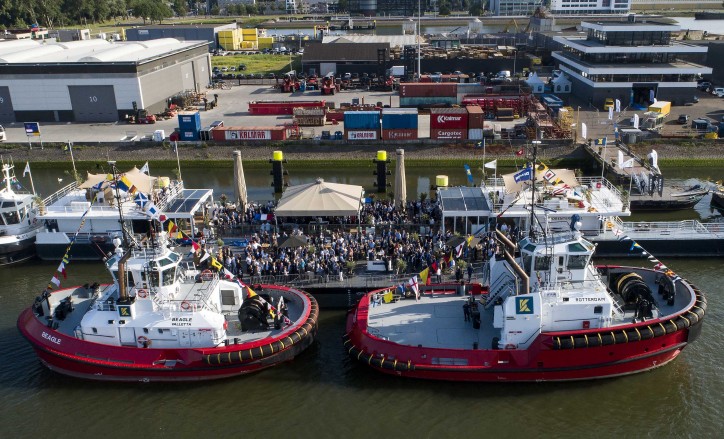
left=0, top=165, right=721, bottom=437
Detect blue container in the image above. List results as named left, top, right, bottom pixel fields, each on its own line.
left=344, top=111, right=380, bottom=130
left=178, top=112, right=201, bottom=130
left=179, top=128, right=199, bottom=141
left=382, top=108, right=418, bottom=129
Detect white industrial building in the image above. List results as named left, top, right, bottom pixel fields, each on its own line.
left=0, top=38, right=210, bottom=123
left=549, top=0, right=631, bottom=15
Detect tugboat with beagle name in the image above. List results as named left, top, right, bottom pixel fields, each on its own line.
left=0, top=160, right=42, bottom=265
left=18, top=162, right=318, bottom=382
left=344, top=146, right=706, bottom=382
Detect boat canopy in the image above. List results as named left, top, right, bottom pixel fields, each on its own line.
left=79, top=167, right=157, bottom=194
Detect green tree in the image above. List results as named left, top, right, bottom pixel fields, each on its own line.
left=439, top=1, right=451, bottom=15
left=468, top=0, right=482, bottom=16
left=210, top=4, right=220, bottom=15
left=337, top=0, right=348, bottom=12
left=148, top=0, right=173, bottom=23
left=172, top=0, right=187, bottom=16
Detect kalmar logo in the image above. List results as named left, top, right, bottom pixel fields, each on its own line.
left=437, top=115, right=462, bottom=124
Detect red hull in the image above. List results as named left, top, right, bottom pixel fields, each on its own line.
left=344, top=274, right=706, bottom=382
left=18, top=286, right=318, bottom=382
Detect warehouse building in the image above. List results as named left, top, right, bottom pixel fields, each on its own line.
left=0, top=38, right=211, bottom=123
left=125, top=23, right=237, bottom=51
left=301, top=42, right=390, bottom=77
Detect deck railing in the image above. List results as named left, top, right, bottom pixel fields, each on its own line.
left=620, top=219, right=721, bottom=237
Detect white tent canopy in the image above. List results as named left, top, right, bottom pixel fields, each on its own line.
left=78, top=167, right=156, bottom=194
left=275, top=178, right=364, bottom=217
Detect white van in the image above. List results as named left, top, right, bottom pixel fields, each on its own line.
left=0, top=125, right=5, bottom=142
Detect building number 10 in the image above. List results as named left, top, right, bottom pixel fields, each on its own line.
left=89, top=96, right=98, bottom=103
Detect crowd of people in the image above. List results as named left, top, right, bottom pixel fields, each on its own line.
left=197, top=199, right=513, bottom=285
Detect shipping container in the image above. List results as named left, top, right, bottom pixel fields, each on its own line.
left=430, top=128, right=467, bottom=140
left=497, top=108, right=514, bottom=121
left=249, top=100, right=326, bottom=115
left=344, top=111, right=380, bottom=130
left=211, top=126, right=287, bottom=141
left=326, top=109, right=344, bottom=122
left=293, top=107, right=326, bottom=126
left=399, top=83, right=458, bottom=98
left=345, top=129, right=379, bottom=141
left=466, top=105, right=485, bottom=129
left=468, top=129, right=483, bottom=140
left=430, top=107, right=469, bottom=129
left=178, top=112, right=201, bottom=130
left=399, top=96, right=458, bottom=108
left=381, top=108, right=418, bottom=129
left=179, top=129, right=199, bottom=141
left=648, top=101, right=671, bottom=116
left=381, top=129, right=418, bottom=140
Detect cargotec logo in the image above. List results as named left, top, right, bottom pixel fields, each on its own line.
left=437, top=115, right=462, bottom=124
left=516, top=297, right=533, bottom=314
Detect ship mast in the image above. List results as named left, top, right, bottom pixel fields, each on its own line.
left=529, top=141, right=539, bottom=239
left=109, top=160, right=133, bottom=303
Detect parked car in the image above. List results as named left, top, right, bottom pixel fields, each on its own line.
left=697, top=81, right=711, bottom=91
left=238, top=64, right=246, bottom=71
left=713, top=87, right=724, bottom=98
left=230, top=66, right=236, bottom=71
left=221, top=66, right=228, bottom=72
left=266, top=72, right=276, bottom=79
left=236, top=73, right=246, bottom=79
left=677, top=114, right=689, bottom=124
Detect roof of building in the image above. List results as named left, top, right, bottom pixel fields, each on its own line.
left=0, top=38, right=207, bottom=64
left=128, top=23, right=236, bottom=30
left=302, top=42, right=390, bottom=62
left=321, top=35, right=417, bottom=48
left=581, top=20, right=680, bottom=32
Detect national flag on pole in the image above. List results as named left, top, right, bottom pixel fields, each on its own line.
left=419, top=267, right=429, bottom=285
left=513, top=167, right=532, bottom=183
left=515, top=148, right=525, bottom=156
left=23, top=162, right=31, bottom=177
left=484, top=159, right=497, bottom=169
left=408, top=276, right=419, bottom=300
left=140, top=162, right=149, bottom=174
left=455, top=242, right=464, bottom=258
left=253, top=213, right=275, bottom=221
left=463, top=164, right=474, bottom=184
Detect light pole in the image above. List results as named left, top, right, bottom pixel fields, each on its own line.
left=417, top=0, right=422, bottom=80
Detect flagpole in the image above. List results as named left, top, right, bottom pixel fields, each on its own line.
left=26, top=163, right=37, bottom=195
left=174, top=141, right=183, bottom=183
left=68, top=141, right=77, bottom=178
left=600, top=138, right=606, bottom=180
left=482, top=136, right=486, bottom=183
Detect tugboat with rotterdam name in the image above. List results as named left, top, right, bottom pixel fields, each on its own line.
left=344, top=148, right=706, bottom=382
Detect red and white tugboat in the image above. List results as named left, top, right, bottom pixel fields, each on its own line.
left=344, top=149, right=706, bottom=382
left=18, top=165, right=318, bottom=382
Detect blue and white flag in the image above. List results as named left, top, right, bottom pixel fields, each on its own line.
left=513, top=167, right=532, bottom=183
left=463, top=164, right=474, bottom=184
left=134, top=192, right=149, bottom=209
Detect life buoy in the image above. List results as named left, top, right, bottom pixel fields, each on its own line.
left=223, top=320, right=228, bottom=331
left=137, top=336, right=149, bottom=345
left=505, top=343, right=516, bottom=350
left=181, top=300, right=191, bottom=311
left=200, top=269, right=214, bottom=281
left=137, top=289, right=148, bottom=298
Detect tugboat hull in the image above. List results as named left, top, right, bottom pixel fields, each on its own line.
left=0, top=233, right=38, bottom=266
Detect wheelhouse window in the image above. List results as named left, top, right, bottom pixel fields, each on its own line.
left=2, top=210, right=19, bottom=225
left=161, top=267, right=175, bottom=286
left=535, top=256, right=551, bottom=271
left=567, top=255, right=588, bottom=270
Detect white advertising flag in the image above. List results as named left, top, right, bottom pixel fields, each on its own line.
left=615, top=99, right=621, bottom=113
left=608, top=106, right=613, bottom=120
left=618, top=150, right=624, bottom=169
left=484, top=159, right=497, bottom=169
left=581, top=122, right=587, bottom=139
left=633, top=114, right=640, bottom=129
left=23, top=162, right=30, bottom=177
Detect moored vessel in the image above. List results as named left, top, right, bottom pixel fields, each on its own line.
left=0, top=161, right=42, bottom=265
left=345, top=149, right=706, bottom=382
left=18, top=163, right=318, bottom=382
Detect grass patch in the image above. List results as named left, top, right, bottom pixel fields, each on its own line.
left=212, top=54, right=301, bottom=75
